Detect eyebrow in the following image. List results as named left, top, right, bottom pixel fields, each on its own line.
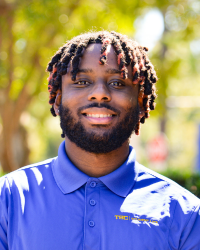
left=106, top=68, right=121, bottom=74
left=78, top=69, right=93, bottom=73
left=78, top=68, right=121, bottom=74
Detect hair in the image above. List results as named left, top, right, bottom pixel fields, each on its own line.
left=46, top=31, right=157, bottom=136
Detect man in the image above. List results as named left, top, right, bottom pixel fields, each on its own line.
left=0, top=31, right=200, bottom=250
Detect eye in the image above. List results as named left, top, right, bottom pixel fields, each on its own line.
left=75, top=80, right=90, bottom=86
left=109, top=81, right=124, bottom=87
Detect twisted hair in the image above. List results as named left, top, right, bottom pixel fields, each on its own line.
left=47, top=31, right=157, bottom=136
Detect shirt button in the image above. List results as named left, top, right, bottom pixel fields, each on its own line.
left=90, top=181, right=96, bottom=188
left=90, top=199, right=96, bottom=206
left=88, top=220, right=95, bottom=227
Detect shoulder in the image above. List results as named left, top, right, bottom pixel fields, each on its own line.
left=135, top=161, right=200, bottom=205
left=121, top=162, right=200, bottom=222
left=0, top=157, right=57, bottom=194
left=134, top=164, right=200, bottom=249
left=128, top=165, right=200, bottom=248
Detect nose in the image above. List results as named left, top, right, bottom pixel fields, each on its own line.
left=88, top=81, right=111, bottom=102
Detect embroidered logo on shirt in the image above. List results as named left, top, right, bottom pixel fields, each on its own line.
left=114, top=215, right=159, bottom=227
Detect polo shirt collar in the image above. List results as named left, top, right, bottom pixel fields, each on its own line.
left=99, top=146, right=137, bottom=198
left=52, top=141, right=138, bottom=197
left=52, top=141, right=89, bottom=194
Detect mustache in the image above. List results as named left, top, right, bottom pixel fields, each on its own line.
left=77, top=103, right=121, bottom=115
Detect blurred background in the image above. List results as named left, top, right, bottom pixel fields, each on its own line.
left=0, top=0, right=200, bottom=195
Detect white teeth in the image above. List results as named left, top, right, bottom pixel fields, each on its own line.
left=86, top=114, right=112, bottom=118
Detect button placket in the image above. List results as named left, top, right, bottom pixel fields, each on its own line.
left=83, top=179, right=100, bottom=249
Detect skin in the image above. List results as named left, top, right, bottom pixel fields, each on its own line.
left=54, top=43, right=144, bottom=177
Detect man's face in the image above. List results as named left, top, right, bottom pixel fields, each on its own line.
left=59, top=43, right=140, bottom=153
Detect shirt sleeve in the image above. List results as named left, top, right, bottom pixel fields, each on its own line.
left=0, top=177, right=9, bottom=250
left=179, top=205, right=200, bottom=250
left=169, top=192, right=200, bottom=250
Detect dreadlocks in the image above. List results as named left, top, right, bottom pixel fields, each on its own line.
left=47, top=31, right=157, bottom=136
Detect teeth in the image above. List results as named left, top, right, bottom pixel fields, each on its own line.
left=86, top=114, right=112, bottom=118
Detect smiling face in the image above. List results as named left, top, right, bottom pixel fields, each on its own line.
left=56, top=43, right=141, bottom=153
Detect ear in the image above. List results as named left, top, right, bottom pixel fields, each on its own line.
left=138, top=89, right=145, bottom=120
left=53, top=89, right=62, bottom=116
left=139, top=106, right=145, bottom=120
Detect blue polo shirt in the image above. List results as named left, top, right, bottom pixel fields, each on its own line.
left=0, top=141, right=200, bottom=250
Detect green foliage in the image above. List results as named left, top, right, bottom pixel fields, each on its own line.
left=0, top=170, right=7, bottom=178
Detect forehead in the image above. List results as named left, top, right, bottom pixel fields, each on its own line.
left=79, top=43, right=118, bottom=68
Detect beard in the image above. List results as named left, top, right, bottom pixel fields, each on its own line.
left=59, top=102, right=139, bottom=154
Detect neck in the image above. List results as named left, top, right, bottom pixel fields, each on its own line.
left=64, top=137, right=130, bottom=177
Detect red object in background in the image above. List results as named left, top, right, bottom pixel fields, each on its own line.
left=147, top=134, right=168, bottom=163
